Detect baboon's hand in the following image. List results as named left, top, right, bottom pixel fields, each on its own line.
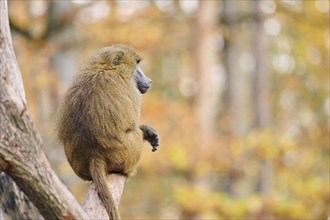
left=140, top=125, right=160, bottom=152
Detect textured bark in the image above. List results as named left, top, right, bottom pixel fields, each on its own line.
left=0, top=173, right=42, bottom=219
left=0, top=1, right=125, bottom=219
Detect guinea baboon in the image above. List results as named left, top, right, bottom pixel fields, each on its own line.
left=56, top=45, right=160, bottom=220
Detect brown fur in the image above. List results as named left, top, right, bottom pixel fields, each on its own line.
left=56, top=45, right=146, bottom=219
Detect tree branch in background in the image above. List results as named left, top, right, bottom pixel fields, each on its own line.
left=8, top=0, right=83, bottom=41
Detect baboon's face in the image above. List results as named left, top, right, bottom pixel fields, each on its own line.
left=98, top=45, right=152, bottom=94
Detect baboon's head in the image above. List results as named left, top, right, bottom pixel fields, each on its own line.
left=95, top=45, right=152, bottom=94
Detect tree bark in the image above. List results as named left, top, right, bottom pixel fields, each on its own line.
left=0, top=1, right=125, bottom=219
left=0, top=173, right=43, bottom=219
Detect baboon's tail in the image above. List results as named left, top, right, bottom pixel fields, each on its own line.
left=90, top=158, right=121, bottom=220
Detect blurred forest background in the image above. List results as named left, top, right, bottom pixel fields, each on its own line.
left=8, top=0, right=329, bottom=219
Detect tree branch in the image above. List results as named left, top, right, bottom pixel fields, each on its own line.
left=83, top=175, right=126, bottom=218
left=9, top=1, right=84, bottom=41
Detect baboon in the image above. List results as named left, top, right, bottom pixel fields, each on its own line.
left=56, top=45, right=160, bottom=219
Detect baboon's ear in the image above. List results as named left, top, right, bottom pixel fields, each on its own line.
left=112, top=51, right=124, bottom=66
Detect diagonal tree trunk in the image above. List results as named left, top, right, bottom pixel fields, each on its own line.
left=0, top=0, right=89, bottom=218
left=0, top=1, right=124, bottom=219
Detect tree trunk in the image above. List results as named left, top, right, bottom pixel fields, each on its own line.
left=252, top=0, right=272, bottom=195
left=0, top=1, right=125, bottom=219
left=188, top=1, right=220, bottom=218
left=222, top=0, right=253, bottom=135
left=195, top=0, right=220, bottom=144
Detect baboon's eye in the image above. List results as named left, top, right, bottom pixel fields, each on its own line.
left=136, top=58, right=141, bottom=64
